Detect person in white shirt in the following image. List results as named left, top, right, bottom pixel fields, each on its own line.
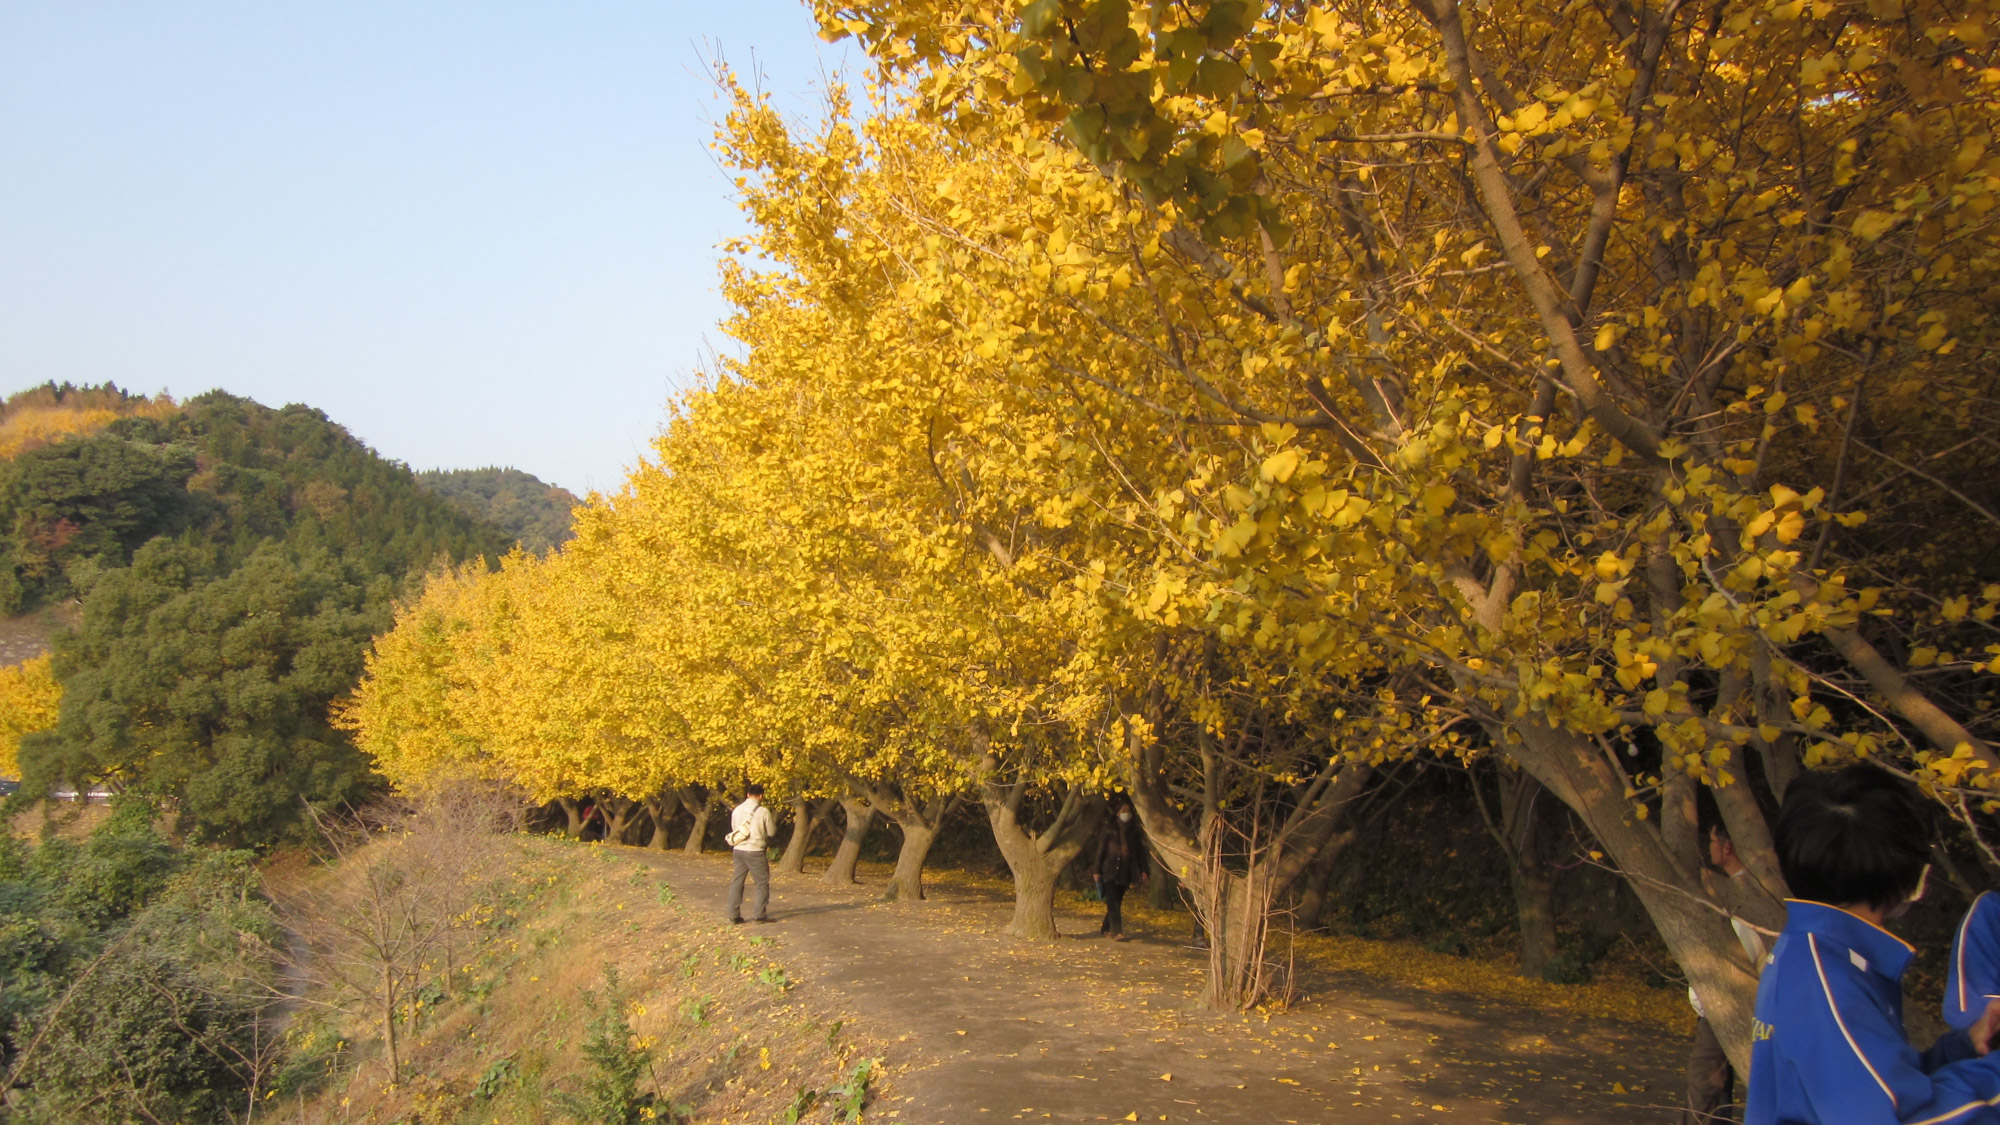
left=725, top=783, right=778, bottom=924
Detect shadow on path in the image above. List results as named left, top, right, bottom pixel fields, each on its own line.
left=638, top=851, right=1687, bottom=1124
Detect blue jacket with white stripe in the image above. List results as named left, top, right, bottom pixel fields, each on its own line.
left=1947, top=892, right=2000, bottom=1033
left=1747, top=900, right=2000, bottom=1125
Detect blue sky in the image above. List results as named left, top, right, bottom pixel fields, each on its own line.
left=0, top=3, right=857, bottom=495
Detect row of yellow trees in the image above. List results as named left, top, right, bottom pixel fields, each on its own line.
left=347, top=0, right=2000, bottom=1069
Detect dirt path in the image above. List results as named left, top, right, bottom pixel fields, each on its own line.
left=633, top=851, right=1688, bottom=1124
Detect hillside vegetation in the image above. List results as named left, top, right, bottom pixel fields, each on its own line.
left=418, top=467, right=579, bottom=554
left=0, top=383, right=175, bottom=463
left=0, top=383, right=511, bottom=843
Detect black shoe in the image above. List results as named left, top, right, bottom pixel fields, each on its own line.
left=753, top=917, right=776, bottom=924
left=729, top=917, right=745, bottom=924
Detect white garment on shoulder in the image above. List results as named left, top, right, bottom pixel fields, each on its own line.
left=731, top=798, right=776, bottom=851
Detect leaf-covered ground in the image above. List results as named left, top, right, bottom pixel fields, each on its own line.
left=641, top=849, right=1691, bottom=1124
left=270, top=834, right=1692, bottom=1123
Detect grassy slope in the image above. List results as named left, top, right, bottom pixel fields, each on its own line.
left=272, top=837, right=885, bottom=1125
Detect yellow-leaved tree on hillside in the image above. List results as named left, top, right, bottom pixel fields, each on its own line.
left=0, top=655, right=61, bottom=780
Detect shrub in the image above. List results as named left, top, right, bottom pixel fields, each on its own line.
left=553, top=967, right=664, bottom=1125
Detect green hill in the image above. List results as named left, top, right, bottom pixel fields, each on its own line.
left=417, top=466, right=578, bottom=553
left=1, top=387, right=512, bottom=845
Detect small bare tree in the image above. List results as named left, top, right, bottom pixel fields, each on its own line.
left=275, top=787, right=518, bottom=1083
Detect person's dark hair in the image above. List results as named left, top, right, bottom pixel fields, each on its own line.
left=744, top=783, right=765, bottom=797
left=1775, top=764, right=1929, bottom=910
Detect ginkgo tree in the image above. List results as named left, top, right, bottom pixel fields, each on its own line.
left=0, top=655, right=60, bottom=780
left=712, top=77, right=1454, bottom=992
left=808, top=0, right=2000, bottom=1065
left=347, top=0, right=2000, bottom=1067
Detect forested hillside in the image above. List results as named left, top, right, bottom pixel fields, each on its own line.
left=418, top=466, right=578, bottom=553
left=0, top=384, right=510, bottom=843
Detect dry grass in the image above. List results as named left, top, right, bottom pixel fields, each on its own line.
left=267, top=837, right=880, bottom=1125
left=7, top=801, right=112, bottom=841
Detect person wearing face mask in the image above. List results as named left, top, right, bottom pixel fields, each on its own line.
left=1094, top=797, right=1148, bottom=941
left=1745, top=764, right=2000, bottom=1125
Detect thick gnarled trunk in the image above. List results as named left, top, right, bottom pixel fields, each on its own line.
left=679, top=786, right=714, bottom=854
left=884, top=822, right=937, bottom=902
left=981, top=770, right=1102, bottom=940
left=820, top=797, right=875, bottom=886
left=556, top=797, right=585, bottom=839
left=1508, top=718, right=1769, bottom=1072
left=602, top=796, right=641, bottom=846
left=643, top=790, right=681, bottom=851
left=859, top=781, right=957, bottom=903
left=1124, top=711, right=1379, bottom=1009
left=778, top=797, right=830, bottom=874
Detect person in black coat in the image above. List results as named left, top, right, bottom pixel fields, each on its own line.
left=1094, top=797, right=1148, bottom=940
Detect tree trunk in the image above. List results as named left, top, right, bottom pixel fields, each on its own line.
left=1293, top=829, right=1359, bottom=932
left=1123, top=712, right=1379, bottom=1009
left=556, top=797, right=584, bottom=839
left=866, top=785, right=957, bottom=903
left=1190, top=861, right=1282, bottom=1010
left=1510, top=857, right=1559, bottom=980
left=820, top=798, right=874, bottom=886
left=1508, top=718, right=1763, bottom=1073
left=679, top=786, right=712, bottom=854
left=1480, top=765, right=1561, bottom=979
left=1147, top=851, right=1176, bottom=909
left=981, top=775, right=1102, bottom=940
left=779, top=797, right=832, bottom=874
left=883, top=822, right=937, bottom=902
left=643, top=790, right=681, bottom=851
left=1009, top=854, right=1063, bottom=937
left=602, top=796, right=640, bottom=847
left=381, top=973, right=401, bottom=1083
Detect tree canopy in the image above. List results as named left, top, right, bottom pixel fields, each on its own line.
left=349, top=0, right=2000, bottom=1070
left=417, top=467, right=580, bottom=554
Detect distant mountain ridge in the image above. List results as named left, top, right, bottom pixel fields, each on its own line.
left=417, top=467, right=577, bottom=553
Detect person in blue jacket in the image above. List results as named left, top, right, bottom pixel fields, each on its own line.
left=1947, top=891, right=2000, bottom=1036
left=1747, top=765, right=2000, bottom=1125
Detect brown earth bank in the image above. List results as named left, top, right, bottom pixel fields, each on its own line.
left=0, top=607, right=66, bottom=665
left=634, top=847, right=1690, bottom=1124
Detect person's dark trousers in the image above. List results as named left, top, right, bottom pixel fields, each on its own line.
left=726, top=848, right=771, bottom=922
left=1679, top=1016, right=1733, bottom=1123
left=1100, top=881, right=1128, bottom=936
